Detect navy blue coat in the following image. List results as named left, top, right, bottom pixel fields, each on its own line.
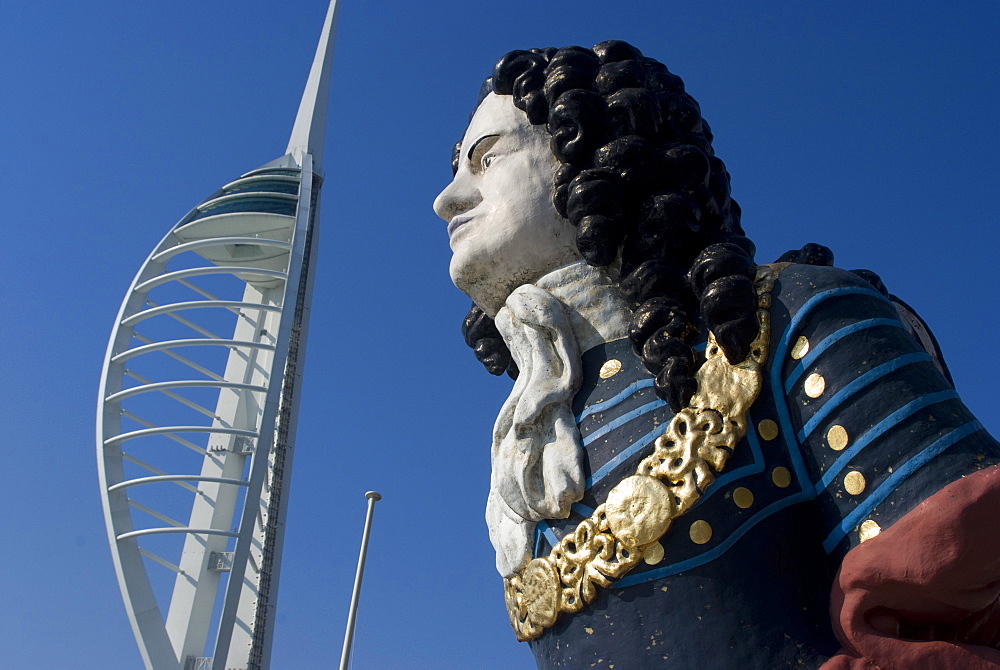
left=527, top=263, right=1000, bottom=669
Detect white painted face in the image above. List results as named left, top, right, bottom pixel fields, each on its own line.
left=434, top=93, right=581, bottom=316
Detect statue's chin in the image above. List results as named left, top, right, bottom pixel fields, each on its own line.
left=449, top=256, right=517, bottom=318
left=450, top=253, right=587, bottom=318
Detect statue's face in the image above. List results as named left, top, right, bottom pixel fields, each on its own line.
left=434, top=93, right=581, bottom=316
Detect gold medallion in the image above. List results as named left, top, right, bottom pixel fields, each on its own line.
left=605, top=475, right=675, bottom=547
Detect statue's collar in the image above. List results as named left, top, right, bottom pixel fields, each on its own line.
left=524, top=261, right=631, bottom=353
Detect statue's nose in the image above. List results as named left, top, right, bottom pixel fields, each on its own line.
left=433, top=177, right=481, bottom=222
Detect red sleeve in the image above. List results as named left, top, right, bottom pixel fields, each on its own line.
left=822, top=465, right=1000, bottom=670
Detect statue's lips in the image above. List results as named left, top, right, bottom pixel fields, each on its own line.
left=447, top=215, right=472, bottom=239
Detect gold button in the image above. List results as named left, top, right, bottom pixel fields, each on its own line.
left=844, top=470, right=866, bottom=495
left=689, top=520, right=713, bottom=545
left=599, top=359, right=622, bottom=379
left=827, top=425, right=849, bottom=451
left=643, top=541, right=665, bottom=565
left=772, top=466, right=792, bottom=488
left=858, top=519, right=881, bottom=543
left=804, top=373, right=826, bottom=398
left=733, top=487, right=754, bottom=509
left=790, top=336, right=810, bottom=360
left=758, top=419, right=779, bottom=441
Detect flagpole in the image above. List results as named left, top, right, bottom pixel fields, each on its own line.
left=340, top=491, right=382, bottom=670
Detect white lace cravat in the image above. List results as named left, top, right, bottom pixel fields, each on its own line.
left=485, top=261, right=631, bottom=577
left=488, top=282, right=584, bottom=577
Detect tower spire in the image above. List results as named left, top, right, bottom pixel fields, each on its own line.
left=286, top=0, right=341, bottom=169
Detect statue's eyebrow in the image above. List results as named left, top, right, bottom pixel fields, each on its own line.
left=467, top=134, right=501, bottom=163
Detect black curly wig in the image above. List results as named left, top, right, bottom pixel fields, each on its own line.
left=456, top=41, right=760, bottom=413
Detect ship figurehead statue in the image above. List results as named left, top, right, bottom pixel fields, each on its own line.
left=434, top=41, right=1000, bottom=669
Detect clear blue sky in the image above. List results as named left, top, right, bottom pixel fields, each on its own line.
left=1, top=1, right=997, bottom=667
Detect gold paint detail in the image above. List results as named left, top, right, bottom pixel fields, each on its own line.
left=827, top=425, right=849, bottom=451
left=503, top=266, right=778, bottom=641
left=605, top=475, right=674, bottom=547
left=599, top=358, right=623, bottom=379
left=758, top=419, right=779, bottom=441
left=844, top=471, right=866, bottom=495
left=790, top=336, right=810, bottom=360
left=788, top=335, right=809, bottom=360
left=689, top=520, right=713, bottom=545
left=804, top=373, right=826, bottom=398
left=643, top=541, right=665, bottom=565
left=858, top=519, right=882, bottom=543
left=733, top=487, right=754, bottom=509
left=772, top=466, right=792, bottom=488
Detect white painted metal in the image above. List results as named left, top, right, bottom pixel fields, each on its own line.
left=339, top=492, right=383, bottom=670
left=97, top=2, right=340, bottom=668
left=286, top=0, right=341, bottom=169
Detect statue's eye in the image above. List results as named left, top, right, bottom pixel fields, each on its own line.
left=467, top=134, right=500, bottom=175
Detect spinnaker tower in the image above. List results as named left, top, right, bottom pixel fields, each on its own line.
left=96, top=2, right=340, bottom=668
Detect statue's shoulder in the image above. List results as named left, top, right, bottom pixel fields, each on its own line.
left=765, top=261, right=908, bottom=369
left=757, top=260, right=999, bottom=557
left=769, top=262, right=887, bottom=316
left=765, top=261, right=952, bottom=381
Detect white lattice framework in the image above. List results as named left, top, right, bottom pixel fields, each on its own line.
left=96, top=3, right=340, bottom=668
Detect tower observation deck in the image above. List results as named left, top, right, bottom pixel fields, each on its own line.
left=96, top=3, right=341, bottom=668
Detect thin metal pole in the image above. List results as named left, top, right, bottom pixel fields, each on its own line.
left=339, top=491, right=381, bottom=670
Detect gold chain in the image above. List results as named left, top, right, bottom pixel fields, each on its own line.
left=503, top=265, right=778, bottom=641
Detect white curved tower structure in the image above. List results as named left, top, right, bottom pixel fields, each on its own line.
left=96, top=3, right=340, bottom=668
